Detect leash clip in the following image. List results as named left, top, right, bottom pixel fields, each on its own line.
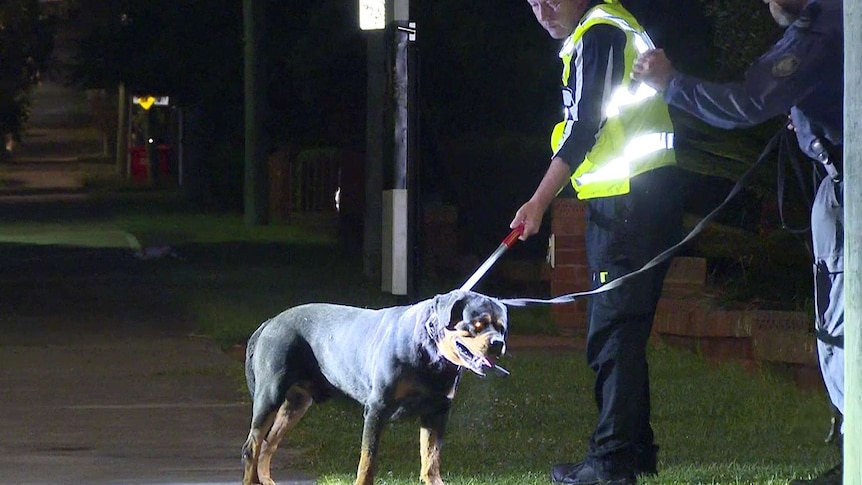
left=811, top=139, right=841, bottom=182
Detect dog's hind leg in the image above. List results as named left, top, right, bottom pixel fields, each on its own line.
left=242, top=408, right=276, bottom=485
left=257, top=387, right=313, bottom=485
left=419, top=410, right=450, bottom=485
left=243, top=381, right=288, bottom=485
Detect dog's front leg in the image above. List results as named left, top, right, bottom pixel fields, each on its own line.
left=419, top=408, right=450, bottom=485
left=355, top=404, right=387, bottom=485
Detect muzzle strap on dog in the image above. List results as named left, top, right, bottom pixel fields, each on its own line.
left=425, top=314, right=510, bottom=377
left=500, top=130, right=783, bottom=307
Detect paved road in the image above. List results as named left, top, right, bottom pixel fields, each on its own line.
left=0, top=338, right=259, bottom=485
left=0, top=242, right=314, bottom=485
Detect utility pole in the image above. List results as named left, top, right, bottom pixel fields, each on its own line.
left=844, top=1, right=861, bottom=483
left=115, top=82, right=127, bottom=179
left=382, top=3, right=417, bottom=299
left=243, top=0, right=268, bottom=226
left=362, top=0, right=418, bottom=298
left=364, top=13, right=385, bottom=282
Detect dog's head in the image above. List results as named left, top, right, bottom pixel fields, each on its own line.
left=427, top=290, right=508, bottom=377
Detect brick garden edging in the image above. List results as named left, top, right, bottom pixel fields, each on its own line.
left=653, top=260, right=821, bottom=390
left=550, top=198, right=823, bottom=390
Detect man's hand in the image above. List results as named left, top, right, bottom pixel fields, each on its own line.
left=632, top=48, right=676, bottom=92
left=512, top=157, right=572, bottom=241
left=510, top=200, right=545, bottom=241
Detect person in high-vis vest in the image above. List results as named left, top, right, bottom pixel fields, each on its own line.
left=511, top=1, right=686, bottom=484
left=633, top=1, right=843, bottom=484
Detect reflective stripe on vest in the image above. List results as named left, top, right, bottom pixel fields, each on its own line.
left=574, top=132, right=674, bottom=187
left=551, top=0, right=676, bottom=200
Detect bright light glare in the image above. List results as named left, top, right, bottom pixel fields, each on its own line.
left=359, top=0, right=385, bottom=30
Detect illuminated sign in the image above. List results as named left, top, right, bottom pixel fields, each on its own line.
left=132, top=96, right=170, bottom=110
left=359, top=0, right=385, bottom=30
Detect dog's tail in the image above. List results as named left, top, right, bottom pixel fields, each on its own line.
left=244, top=318, right=271, bottom=397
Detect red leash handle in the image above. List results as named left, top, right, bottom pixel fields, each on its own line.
left=502, top=224, right=525, bottom=248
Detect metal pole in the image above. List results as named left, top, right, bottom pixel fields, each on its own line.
left=126, top=98, right=133, bottom=181
left=177, top=107, right=184, bottom=187
left=844, top=1, right=861, bottom=482
left=243, top=0, right=268, bottom=226
left=386, top=19, right=415, bottom=297
left=364, top=29, right=385, bottom=281
left=115, top=83, right=127, bottom=179
left=380, top=0, right=416, bottom=297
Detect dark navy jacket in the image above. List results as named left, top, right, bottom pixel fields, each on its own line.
left=664, top=0, right=843, bottom=160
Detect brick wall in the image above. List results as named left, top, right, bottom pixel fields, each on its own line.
left=550, top=198, right=589, bottom=337
left=652, top=260, right=820, bottom=389
left=549, top=199, right=820, bottom=389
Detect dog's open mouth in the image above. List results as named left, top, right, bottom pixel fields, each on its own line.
left=454, top=337, right=509, bottom=377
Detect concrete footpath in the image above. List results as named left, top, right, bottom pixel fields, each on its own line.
left=0, top=239, right=315, bottom=485
left=0, top=336, right=314, bottom=485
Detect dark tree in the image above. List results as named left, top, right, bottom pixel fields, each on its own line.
left=263, top=0, right=367, bottom=147
left=69, top=0, right=243, bottom=103
left=0, top=0, right=53, bottom=153
left=69, top=0, right=247, bottom=207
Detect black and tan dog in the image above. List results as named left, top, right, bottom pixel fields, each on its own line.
left=241, top=290, right=509, bottom=485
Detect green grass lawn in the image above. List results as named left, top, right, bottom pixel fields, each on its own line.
left=0, top=206, right=839, bottom=484
left=244, top=344, right=837, bottom=485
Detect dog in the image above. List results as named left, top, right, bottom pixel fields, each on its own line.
left=241, top=290, right=509, bottom=485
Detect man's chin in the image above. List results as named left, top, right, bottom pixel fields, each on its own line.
left=544, top=25, right=571, bottom=40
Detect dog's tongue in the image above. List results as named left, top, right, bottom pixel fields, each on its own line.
left=481, top=354, right=509, bottom=377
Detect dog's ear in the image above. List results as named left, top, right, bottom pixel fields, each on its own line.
left=431, top=290, right=469, bottom=332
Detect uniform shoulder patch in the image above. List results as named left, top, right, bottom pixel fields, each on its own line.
left=772, top=54, right=801, bottom=77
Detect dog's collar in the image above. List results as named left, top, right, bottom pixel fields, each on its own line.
left=425, top=312, right=443, bottom=344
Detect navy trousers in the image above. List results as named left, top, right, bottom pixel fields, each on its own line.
left=582, top=166, right=685, bottom=477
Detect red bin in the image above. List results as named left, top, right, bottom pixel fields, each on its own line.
left=129, top=145, right=172, bottom=183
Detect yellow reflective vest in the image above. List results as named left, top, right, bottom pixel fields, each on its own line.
left=551, top=0, right=676, bottom=200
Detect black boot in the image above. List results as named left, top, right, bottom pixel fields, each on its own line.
left=551, top=462, right=635, bottom=485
